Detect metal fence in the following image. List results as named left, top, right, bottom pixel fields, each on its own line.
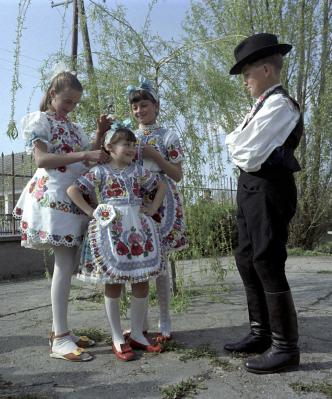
left=0, top=152, right=34, bottom=236
left=0, top=152, right=237, bottom=236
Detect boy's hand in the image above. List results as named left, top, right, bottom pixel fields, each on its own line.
left=141, top=145, right=160, bottom=161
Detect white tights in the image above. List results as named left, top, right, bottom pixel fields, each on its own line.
left=155, top=269, right=171, bottom=336
left=51, top=246, right=76, bottom=336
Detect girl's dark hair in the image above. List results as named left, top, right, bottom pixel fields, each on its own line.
left=40, top=71, right=83, bottom=112
left=128, top=89, right=157, bottom=105
left=109, top=128, right=137, bottom=145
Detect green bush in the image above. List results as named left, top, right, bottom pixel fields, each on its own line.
left=177, top=199, right=237, bottom=260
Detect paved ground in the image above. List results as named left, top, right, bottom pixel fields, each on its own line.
left=0, top=256, right=331, bottom=399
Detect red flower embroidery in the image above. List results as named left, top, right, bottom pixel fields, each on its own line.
left=116, top=241, right=129, bottom=256
left=167, top=233, right=174, bottom=241
left=29, top=181, right=36, bottom=193
left=15, top=208, right=22, bottom=216
left=144, top=240, right=154, bottom=252
left=101, top=211, right=109, bottom=218
left=57, top=166, right=67, bottom=173
left=37, top=177, right=47, bottom=189
left=21, top=233, right=27, bottom=241
left=169, top=149, right=178, bottom=159
left=85, top=263, right=94, bottom=272
left=59, top=128, right=64, bottom=134
left=131, top=242, right=144, bottom=256
left=62, top=144, right=73, bottom=153
left=152, top=213, right=161, bottom=223
left=176, top=208, right=183, bottom=218
left=21, top=221, right=28, bottom=230
left=39, top=231, right=47, bottom=239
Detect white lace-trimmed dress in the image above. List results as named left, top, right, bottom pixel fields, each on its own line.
left=135, top=126, right=188, bottom=253
left=75, top=163, right=164, bottom=284
left=13, top=111, right=91, bottom=249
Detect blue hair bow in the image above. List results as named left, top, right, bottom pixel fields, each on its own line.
left=126, top=75, right=159, bottom=102
left=104, top=118, right=132, bottom=145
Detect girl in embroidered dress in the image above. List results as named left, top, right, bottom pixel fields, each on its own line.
left=127, top=77, right=188, bottom=342
left=13, top=71, right=111, bottom=361
left=67, top=121, right=166, bottom=361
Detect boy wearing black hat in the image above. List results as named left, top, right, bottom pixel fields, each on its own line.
left=225, top=33, right=303, bottom=374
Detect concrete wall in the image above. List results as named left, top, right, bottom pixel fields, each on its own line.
left=0, top=236, right=54, bottom=279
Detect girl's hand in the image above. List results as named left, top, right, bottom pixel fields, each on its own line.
left=86, top=208, right=95, bottom=218
left=141, top=145, right=160, bottom=161
left=84, top=150, right=109, bottom=164
left=96, top=114, right=112, bottom=137
left=140, top=205, right=157, bottom=216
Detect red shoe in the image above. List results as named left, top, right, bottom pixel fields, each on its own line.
left=155, top=333, right=172, bottom=344
left=123, top=330, right=148, bottom=340
left=112, top=343, right=135, bottom=361
left=129, top=337, right=163, bottom=353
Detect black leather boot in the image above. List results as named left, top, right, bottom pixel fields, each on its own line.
left=224, top=287, right=271, bottom=354
left=244, top=291, right=300, bottom=374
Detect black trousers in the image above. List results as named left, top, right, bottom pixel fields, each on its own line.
left=235, top=170, right=297, bottom=293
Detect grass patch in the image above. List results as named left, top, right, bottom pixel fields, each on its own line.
left=290, top=382, right=332, bottom=398
left=161, top=374, right=208, bottom=399
left=210, top=357, right=237, bottom=371
left=165, top=342, right=234, bottom=372
left=287, top=248, right=330, bottom=256
left=72, top=327, right=110, bottom=342
left=162, top=340, right=186, bottom=352
left=230, top=351, right=248, bottom=359
left=178, top=344, right=218, bottom=362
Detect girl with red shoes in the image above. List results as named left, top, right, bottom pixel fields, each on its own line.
left=67, top=121, right=166, bottom=361
left=127, top=77, right=188, bottom=343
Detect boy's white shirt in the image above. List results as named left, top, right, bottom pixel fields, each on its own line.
left=226, top=84, right=300, bottom=172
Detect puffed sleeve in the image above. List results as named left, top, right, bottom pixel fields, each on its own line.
left=164, top=130, right=185, bottom=164
left=73, top=123, right=91, bottom=151
left=21, top=111, right=51, bottom=154
left=139, top=165, right=160, bottom=192
left=74, top=165, right=101, bottom=195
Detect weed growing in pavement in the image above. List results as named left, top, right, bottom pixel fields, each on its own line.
left=165, top=341, right=235, bottom=372
left=290, top=382, right=332, bottom=398
left=160, top=374, right=208, bottom=399
left=72, top=327, right=110, bottom=342
left=162, top=340, right=186, bottom=352
left=178, top=343, right=218, bottom=362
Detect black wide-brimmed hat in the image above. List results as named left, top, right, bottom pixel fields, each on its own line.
left=229, top=33, right=292, bottom=75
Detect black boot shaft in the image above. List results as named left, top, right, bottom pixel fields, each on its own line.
left=244, top=290, right=300, bottom=374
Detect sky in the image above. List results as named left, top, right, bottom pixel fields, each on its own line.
left=0, top=0, right=191, bottom=155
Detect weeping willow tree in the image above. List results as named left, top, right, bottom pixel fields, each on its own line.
left=6, top=0, right=236, bottom=292
left=9, top=0, right=330, bottom=256
left=78, top=1, right=236, bottom=266
left=182, top=0, right=332, bottom=249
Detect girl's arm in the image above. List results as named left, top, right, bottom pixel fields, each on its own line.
left=141, top=181, right=167, bottom=216
left=34, top=140, right=108, bottom=169
left=67, top=185, right=94, bottom=217
left=142, top=145, right=183, bottom=182
left=92, top=114, right=111, bottom=150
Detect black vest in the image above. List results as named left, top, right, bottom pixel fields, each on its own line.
left=243, top=86, right=303, bottom=178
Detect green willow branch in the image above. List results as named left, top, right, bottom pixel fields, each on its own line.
left=7, top=0, right=32, bottom=139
